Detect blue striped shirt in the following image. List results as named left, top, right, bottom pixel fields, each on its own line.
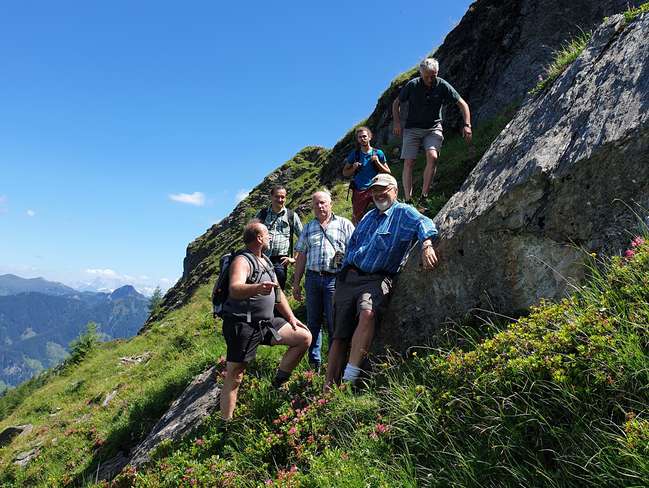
left=343, top=202, right=438, bottom=275
left=295, top=214, right=355, bottom=273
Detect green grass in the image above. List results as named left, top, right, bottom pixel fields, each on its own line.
left=624, top=2, right=649, bottom=23
left=11, top=234, right=637, bottom=487
left=530, top=31, right=592, bottom=95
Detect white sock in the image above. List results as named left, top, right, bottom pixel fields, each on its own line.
left=342, top=363, right=361, bottom=383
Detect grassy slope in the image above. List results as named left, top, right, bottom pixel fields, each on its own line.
left=3, top=8, right=649, bottom=484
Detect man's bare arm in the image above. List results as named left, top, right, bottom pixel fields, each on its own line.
left=229, top=256, right=275, bottom=300
left=457, top=98, right=472, bottom=142
left=392, top=98, right=402, bottom=136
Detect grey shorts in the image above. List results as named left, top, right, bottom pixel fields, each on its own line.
left=401, top=127, right=444, bottom=160
left=333, top=268, right=393, bottom=339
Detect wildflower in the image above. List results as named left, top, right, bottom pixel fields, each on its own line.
left=288, top=426, right=297, bottom=436
left=375, top=423, right=390, bottom=434
left=631, top=236, right=645, bottom=248
left=589, top=252, right=597, bottom=257
left=341, top=452, right=349, bottom=460
left=307, top=435, right=315, bottom=444
left=265, top=479, right=273, bottom=486
left=317, top=398, right=327, bottom=406
left=624, top=249, right=635, bottom=259
left=194, top=438, right=205, bottom=446
left=290, top=465, right=298, bottom=473
left=303, top=370, right=315, bottom=380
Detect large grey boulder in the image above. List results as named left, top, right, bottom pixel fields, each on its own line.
left=98, top=366, right=220, bottom=480
left=378, top=13, right=649, bottom=353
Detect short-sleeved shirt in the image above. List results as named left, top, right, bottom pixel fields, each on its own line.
left=294, top=214, right=355, bottom=273
left=399, top=76, right=461, bottom=129
left=255, top=207, right=303, bottom=257
left=343, top=202, right=438, bottom=275
left=345, top=148, right=388, bottom=190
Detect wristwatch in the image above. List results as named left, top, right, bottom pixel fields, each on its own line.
left=464, top=123, right=472, bottom=128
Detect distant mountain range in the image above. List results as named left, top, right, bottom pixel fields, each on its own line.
left=0, top=274, right=150, bottom=389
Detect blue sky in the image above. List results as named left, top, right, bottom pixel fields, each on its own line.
left=0, top=0, right=473, bottom=294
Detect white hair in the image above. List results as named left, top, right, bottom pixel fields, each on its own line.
left=312, top=189, right=332, bottom=202
left=419, top=57, right=439, bottom=74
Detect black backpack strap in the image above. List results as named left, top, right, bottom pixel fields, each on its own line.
left=258, top=207, right=269, bottom=224
left=287, top=208, right=295, bottom=257
left=236, top=250, right=261, bottom=284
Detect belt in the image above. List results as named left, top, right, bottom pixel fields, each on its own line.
left=307, top=269, right=338, bottom=277
left=345, top=265, right=394, bottom=279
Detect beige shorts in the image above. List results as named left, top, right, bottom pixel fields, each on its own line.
left=401, top=127, right=444, bottom=160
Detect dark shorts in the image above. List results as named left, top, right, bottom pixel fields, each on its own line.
left=222, top=316, right=286, bottom=363
left=333, top=268, right=393, bottom=339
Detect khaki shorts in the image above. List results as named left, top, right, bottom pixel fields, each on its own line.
left=333, top=268, right=393, bottom=339
left=401, top=127, right=444, bottom=160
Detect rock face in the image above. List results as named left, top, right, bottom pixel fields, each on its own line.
left=378, top=13, right=649, bottom=353
left=0, top=424, right=33, bottom=447
left=319, top=0, right=639, bottom=185
left=98, top=366, right=221, bottom=480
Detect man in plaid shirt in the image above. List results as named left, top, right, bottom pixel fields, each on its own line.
left=292, top=190, right=355, bottom=371
left=255, top=185, right=303, bottom=289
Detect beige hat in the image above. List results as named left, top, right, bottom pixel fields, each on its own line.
left=369, top=173, right=398, bottom=188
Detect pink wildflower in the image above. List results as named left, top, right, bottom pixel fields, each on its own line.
left=194, top=438, right=205, bottom=446
left=624, top=249, right=636, bottom=259
left=317, top=398, right=327, bottom=406
left=303, top=370, right=315, bottom=380
left=290, top=465, right=298, bottom=473
left=631, top=236, right=645, bottom=248
left=288, top=426, right=297, bottom=435
left=265, top=479, right=273, bottom=486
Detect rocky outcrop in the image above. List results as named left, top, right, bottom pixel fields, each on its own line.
left=319, top=0, right=639, bottom=185
left=378, top=12, right=649, bottom=353
left=98, top=366, right=221, bottom=480
left=0, top=424, right=33, bottom=447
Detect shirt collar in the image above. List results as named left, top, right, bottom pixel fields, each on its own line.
left=269, top=207, right=286, bottom=217
left=377, top=201, right=399, bottom=218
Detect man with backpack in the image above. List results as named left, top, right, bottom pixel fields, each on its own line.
left=342, top=126, right=391, bottom=225
left=255, top=185, right=303, bottom=289
left=292, top=190, right=355, bottom=372
left=219, top=221, right=311, bottom=421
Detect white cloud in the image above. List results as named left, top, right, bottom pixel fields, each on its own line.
left=26, top=209, right=36, bottom=217
left=85, top=268, right=119, bottom=278
left=235, top=189, right=250, bottom=203
left=169, top=192, right=206, bottom=206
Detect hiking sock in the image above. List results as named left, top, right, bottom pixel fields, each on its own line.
left=342, top=363, right=361, bottom=383
left=271, top=369, right=291, bottom=388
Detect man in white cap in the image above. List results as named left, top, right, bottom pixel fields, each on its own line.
left=325, top=173, right=440, bottom=387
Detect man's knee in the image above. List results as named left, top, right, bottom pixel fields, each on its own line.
left=404, top=159, right=416, bottom=169
left=225, top=363, right=246, bottom=386
left=358, top=308, right=375, bottom=324
left=298, top=328, right=312, bottom=350
left=425, top=149, right=438, bottom=164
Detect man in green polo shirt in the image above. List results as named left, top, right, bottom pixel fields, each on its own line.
left=392, top=57, right=473, bottom=206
